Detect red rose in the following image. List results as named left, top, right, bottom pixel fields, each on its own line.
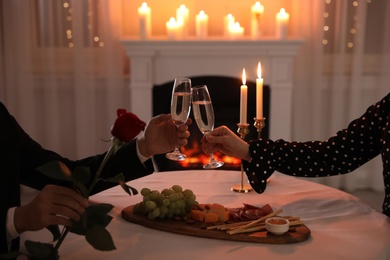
left=111, top=109, right=146, bottom=142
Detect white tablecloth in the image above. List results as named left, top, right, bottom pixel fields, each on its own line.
left=22, top=170, right=390, bottom=260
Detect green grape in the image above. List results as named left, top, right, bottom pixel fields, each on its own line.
left=150, top=190, right=160, bottom=201
left=137, top=185, right=198, bottom=220
left=189, top=194, right=196, bottom=201
left=162, top=198, right=170, bottom=207
left=156, top=193, right=165, bottom=205
left=143, top=195, right=151, bottom=203
left=171, top=185, right=183, bottom=193
left=177, top=201, right=184, bottom=209
left=160, top=205, right=168, bottom=215
left=141, top=187, right=152, bottom=196
left=145, top=200, right=157, bottom=212
left=148, top=211, right=156, bottom=220
left=169, top=201, right=176, bottom=210
left=151, top=207, right=161, bottom=218
left=183, top=189, right=193, bottom=197
left=176, top=193, right=184, bottom=200
left=168, top=193, right=178, bottom=202
left=162, top=189, right=175, bottom=196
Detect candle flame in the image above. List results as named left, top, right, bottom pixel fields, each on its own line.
left=242, top=68, right=246, bottom=85
left=280, top=8, right=286, bottom=14
left=257, top=62, right=262, bottom=78
left=141, top=2, right=147, bottom=8
left=179, top=4, right=187, bottom=11
left=199, top=10, right=205, bottom=16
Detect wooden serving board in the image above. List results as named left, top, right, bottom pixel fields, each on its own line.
left=121, top=205, right=311, bottom=244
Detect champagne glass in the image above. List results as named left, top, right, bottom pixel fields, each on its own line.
left=165, top=77, right=192, bottom=161
left=192, top=85, right=224, bottom=169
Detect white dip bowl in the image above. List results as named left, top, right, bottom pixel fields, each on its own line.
left=265, top=217, right=290, bottom=235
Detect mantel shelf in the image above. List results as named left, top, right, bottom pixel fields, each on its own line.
left=121, top=38, right=303, bottom=55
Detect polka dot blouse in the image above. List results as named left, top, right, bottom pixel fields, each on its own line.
left=242, top=92, right=390, bottom=217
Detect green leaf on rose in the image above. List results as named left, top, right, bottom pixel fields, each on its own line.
left=24, top=240, right=59, bottom=260
left=71, top=166, right=91, bottom=185
left=0, top=251, right=22, bottom=259
left=70, top=203, right=114, bottom=236
left=85, top=203, right=114, bottom=227
left=85, top=225, right=116, bottom=251
left=70, top=166, right=91, bottom=198
left=36, top=161, right=73, bottom=182
left=120, top=180, right=139, bottom=196
left=103, top=172, right=126, bottom=184
left=46, top=225, right=61, bottom=242
left=99, top=172, right=138, bottom=196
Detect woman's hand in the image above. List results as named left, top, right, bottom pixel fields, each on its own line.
left=201, top=126, right=251, bottom=161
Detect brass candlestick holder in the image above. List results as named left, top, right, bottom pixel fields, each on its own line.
left=231, top=123, right=253, bottom=193
left=254, top=117, right=266, bottom=139
left=254, top=117, right=270, bottom=183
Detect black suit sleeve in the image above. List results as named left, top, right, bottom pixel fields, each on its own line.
left=0, top=101, right=154, bottom=253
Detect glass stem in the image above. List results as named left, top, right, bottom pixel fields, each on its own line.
left=209, top=153, right=215, bottom=162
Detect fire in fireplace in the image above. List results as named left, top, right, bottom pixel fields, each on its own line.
left=152, top=75, right=270, bottom=171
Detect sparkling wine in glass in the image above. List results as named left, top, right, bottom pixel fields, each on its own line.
left=165, top=77, right=192, bottom=161
left=192, top=85, right=224, bottom=169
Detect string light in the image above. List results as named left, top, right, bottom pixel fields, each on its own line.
left=322, top=0, right=331, bottom=46
left=322, top=0, right=373, bottom=50
left=62, top=1, right=73, bottom=48
left=61, top=0, right=104, bottom=48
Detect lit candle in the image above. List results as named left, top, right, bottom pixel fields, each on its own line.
left=138, top=2, right=151, bottom=40
left=256, top=62, right=264, bottom=118
left=224, top=14, right=235, bottom=38
left=176, top=4, right=189, bottom=38
left=276, top=8, right=289, bottom=39
left=166, top=17, right=179, bottom=40
left=240, top=68, right=248, bottom=125
left=196, top=10, right=208, bottom=39
left=251, top=1, right=264, bottom=39
left=229, top=22, right=244, bottom=40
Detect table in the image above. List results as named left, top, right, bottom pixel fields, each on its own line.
left=21, top=170, right=390, bottom=259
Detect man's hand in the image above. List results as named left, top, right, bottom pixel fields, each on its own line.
left=14, top=185, right=88, bottom=234
left=137, top=114, right=191, bottom=158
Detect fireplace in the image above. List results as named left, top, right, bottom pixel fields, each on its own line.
left=152, top=75, right=270, bottom=171
left=120, top=38, right=303, bottom=170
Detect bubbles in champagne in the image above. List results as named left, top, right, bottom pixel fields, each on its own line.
left=171, top=92, right=191, bottom=124
left=192, top=100, right=215, bottom=133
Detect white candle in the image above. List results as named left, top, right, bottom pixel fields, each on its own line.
left=256, top=62, right=264, bottom=118
left=276, top=8, right=289, bottom=39
left=176, top=4, right=189, bottom=38
left=251, top=1, right=264, bottom=39
left=166, top=17, right=179, bottom=40
left=138, top=2, right=151, bottom=40
left=196, top=10, right=208, bottom=39
left=240, top=68, right=248, bottom=125
left=224, top=14, right=235, bottom=38
left=229, top=22, right=244, bottom=40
